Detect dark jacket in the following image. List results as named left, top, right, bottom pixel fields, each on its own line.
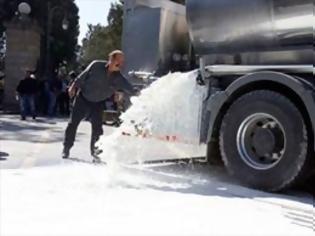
left=74, top=60, right=135, bottom=102
left=16, top=77, right=39, bottom=95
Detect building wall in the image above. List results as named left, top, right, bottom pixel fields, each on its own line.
left=4, top=21, right=41, bottom=111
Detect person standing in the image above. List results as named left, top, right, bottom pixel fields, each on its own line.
left=47, top=75, right=62, bottom=117
left=16, top=70, right=39, bottom=120
left=62, top=50, right=135, bottom=162
left=57, top=73, right=70, bottom=116
left=67, top=71, right=77, bottom=114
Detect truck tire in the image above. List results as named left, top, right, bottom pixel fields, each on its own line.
left=220, top=90, right=311, bottom=191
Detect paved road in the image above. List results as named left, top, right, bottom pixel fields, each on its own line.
left=0, top=115, right=98, bottom=169
left=0, top=114, right=207, bottom=169
left=0, top=115, right=314, bottom=234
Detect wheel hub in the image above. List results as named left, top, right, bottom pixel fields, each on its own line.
left=237, top=113, right=286, bottom=170
left=252, top=128, right=275, bottom=156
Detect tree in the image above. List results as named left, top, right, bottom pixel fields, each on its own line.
left=0, top=0, right=79, bottom=74
left=80, top=24, right=109, bottom=64
left=80, top=1, right=123, bottom=65
left=106, top=1, right=124, bottom=50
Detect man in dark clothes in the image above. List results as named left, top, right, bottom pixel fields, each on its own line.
left=56, top=73, right=70, bottom=116
left=16, top=70, right=39, bottom=120
left=62, top=50, right=135, bottom=162
left=47, top=76, right=62, bottom=117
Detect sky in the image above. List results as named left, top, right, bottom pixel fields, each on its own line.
left=75, top=0, right=118, bottom=44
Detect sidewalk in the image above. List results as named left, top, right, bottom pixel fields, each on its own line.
left=0, top=115, right=100, bottom=169
left=0, top=114, right=206, bottom=169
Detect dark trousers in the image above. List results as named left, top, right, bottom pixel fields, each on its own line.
left=64, top=94, right=104, bottom=153
left=19, top=95, right=36, bottom=118
left=57, top=92, right=70, bottom=115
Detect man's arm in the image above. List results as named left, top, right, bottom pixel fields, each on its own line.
left=115, top=73, right=136, bottom=96
left=16, top=80, right=23, bottom=94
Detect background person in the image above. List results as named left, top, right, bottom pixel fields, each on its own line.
left=56, top=72, right=70, bottom=116
left=16, top=70, right=39, bottom=120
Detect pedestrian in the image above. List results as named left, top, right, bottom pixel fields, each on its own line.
left=16, top=70, right=39, bottom=120
left=47, top=76, right=62, bottom=117
left=68, top=71, right=77, bottom=114
left=56, top=72, right=70, bottom=116
left=37, top=79, right=49, bottom=116
left=62, top=50, right=135, bottom=162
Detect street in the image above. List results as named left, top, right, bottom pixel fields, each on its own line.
left=0, top=115, right=314, bottom=236
left=0, top=0, right=314, bottom=235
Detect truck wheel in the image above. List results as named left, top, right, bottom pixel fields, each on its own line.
left=220, top=90, right=311, bottom=191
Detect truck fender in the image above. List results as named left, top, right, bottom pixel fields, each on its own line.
left=204, top=72, right=315, bottom=150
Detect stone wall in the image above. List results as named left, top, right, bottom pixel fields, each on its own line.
left=3, top=20, right=41, bottom=111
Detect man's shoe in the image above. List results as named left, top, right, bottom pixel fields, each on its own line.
left=21, top=116, right=26, bottom=121
left=92, top=155, right=101, bottom=164
left=32, top=116, right=36, bottom=120
left=62, top=148, right=70, bottom=159
left=94, top=147, right=103, bottom=156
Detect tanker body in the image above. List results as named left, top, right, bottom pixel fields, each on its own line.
left=186, top=0, right=314, bottom=191
left=187, top=0, right=313, bottom=65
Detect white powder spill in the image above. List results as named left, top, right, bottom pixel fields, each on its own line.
left=97, top=71, right=207, bottom=165
left=2, top=164, right=312, bottom=236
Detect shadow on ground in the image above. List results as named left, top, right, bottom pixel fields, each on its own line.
left=0, top=151, right=9, bottom=161
left=0, top=119, right=85, bottom=143
left=111, top=162, right=313, bottom=231
left=122, top=163, right=313, bottom=201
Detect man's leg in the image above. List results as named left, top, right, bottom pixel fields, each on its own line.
left=90, top=102, right=104, bottom=157
left=19, top=96, right=27, bottom=120
left=57, top=93, right=64, bottom=115
left=29, top=95, right=36, bottom=119
left=61, top=93, right=66, bottom=115
left=63, top=95, right=88, bottom=158
left=65, top=93, right=70, bottom=116
left=48, top=92, right=56, bottom=117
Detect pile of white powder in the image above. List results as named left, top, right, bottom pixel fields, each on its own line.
left=97, top=71, right=207, bottom=164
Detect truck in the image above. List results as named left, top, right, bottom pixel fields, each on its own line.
left=122, top=0, right=314, bottom=192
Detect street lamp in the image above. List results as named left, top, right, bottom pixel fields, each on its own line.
left=62, top=18, right=69, bottom=31
left=18, top=2, right=31, bottom=15
left=45, top=2, right=69, bottom=78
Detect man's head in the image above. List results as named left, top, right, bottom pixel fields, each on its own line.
left=25, top=70, right=31, bottom=78
left=108, top=50, right=124, bottom=72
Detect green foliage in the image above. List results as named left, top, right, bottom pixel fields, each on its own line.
left=80, top=24, right=108, bottom=64
left=80, top=1, right=123, bottom=65
left=48, top=0, right=80, bottom=65
left=107, top=1, right=123, bottom=50
left=0, top=0, right=79, bottom=72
